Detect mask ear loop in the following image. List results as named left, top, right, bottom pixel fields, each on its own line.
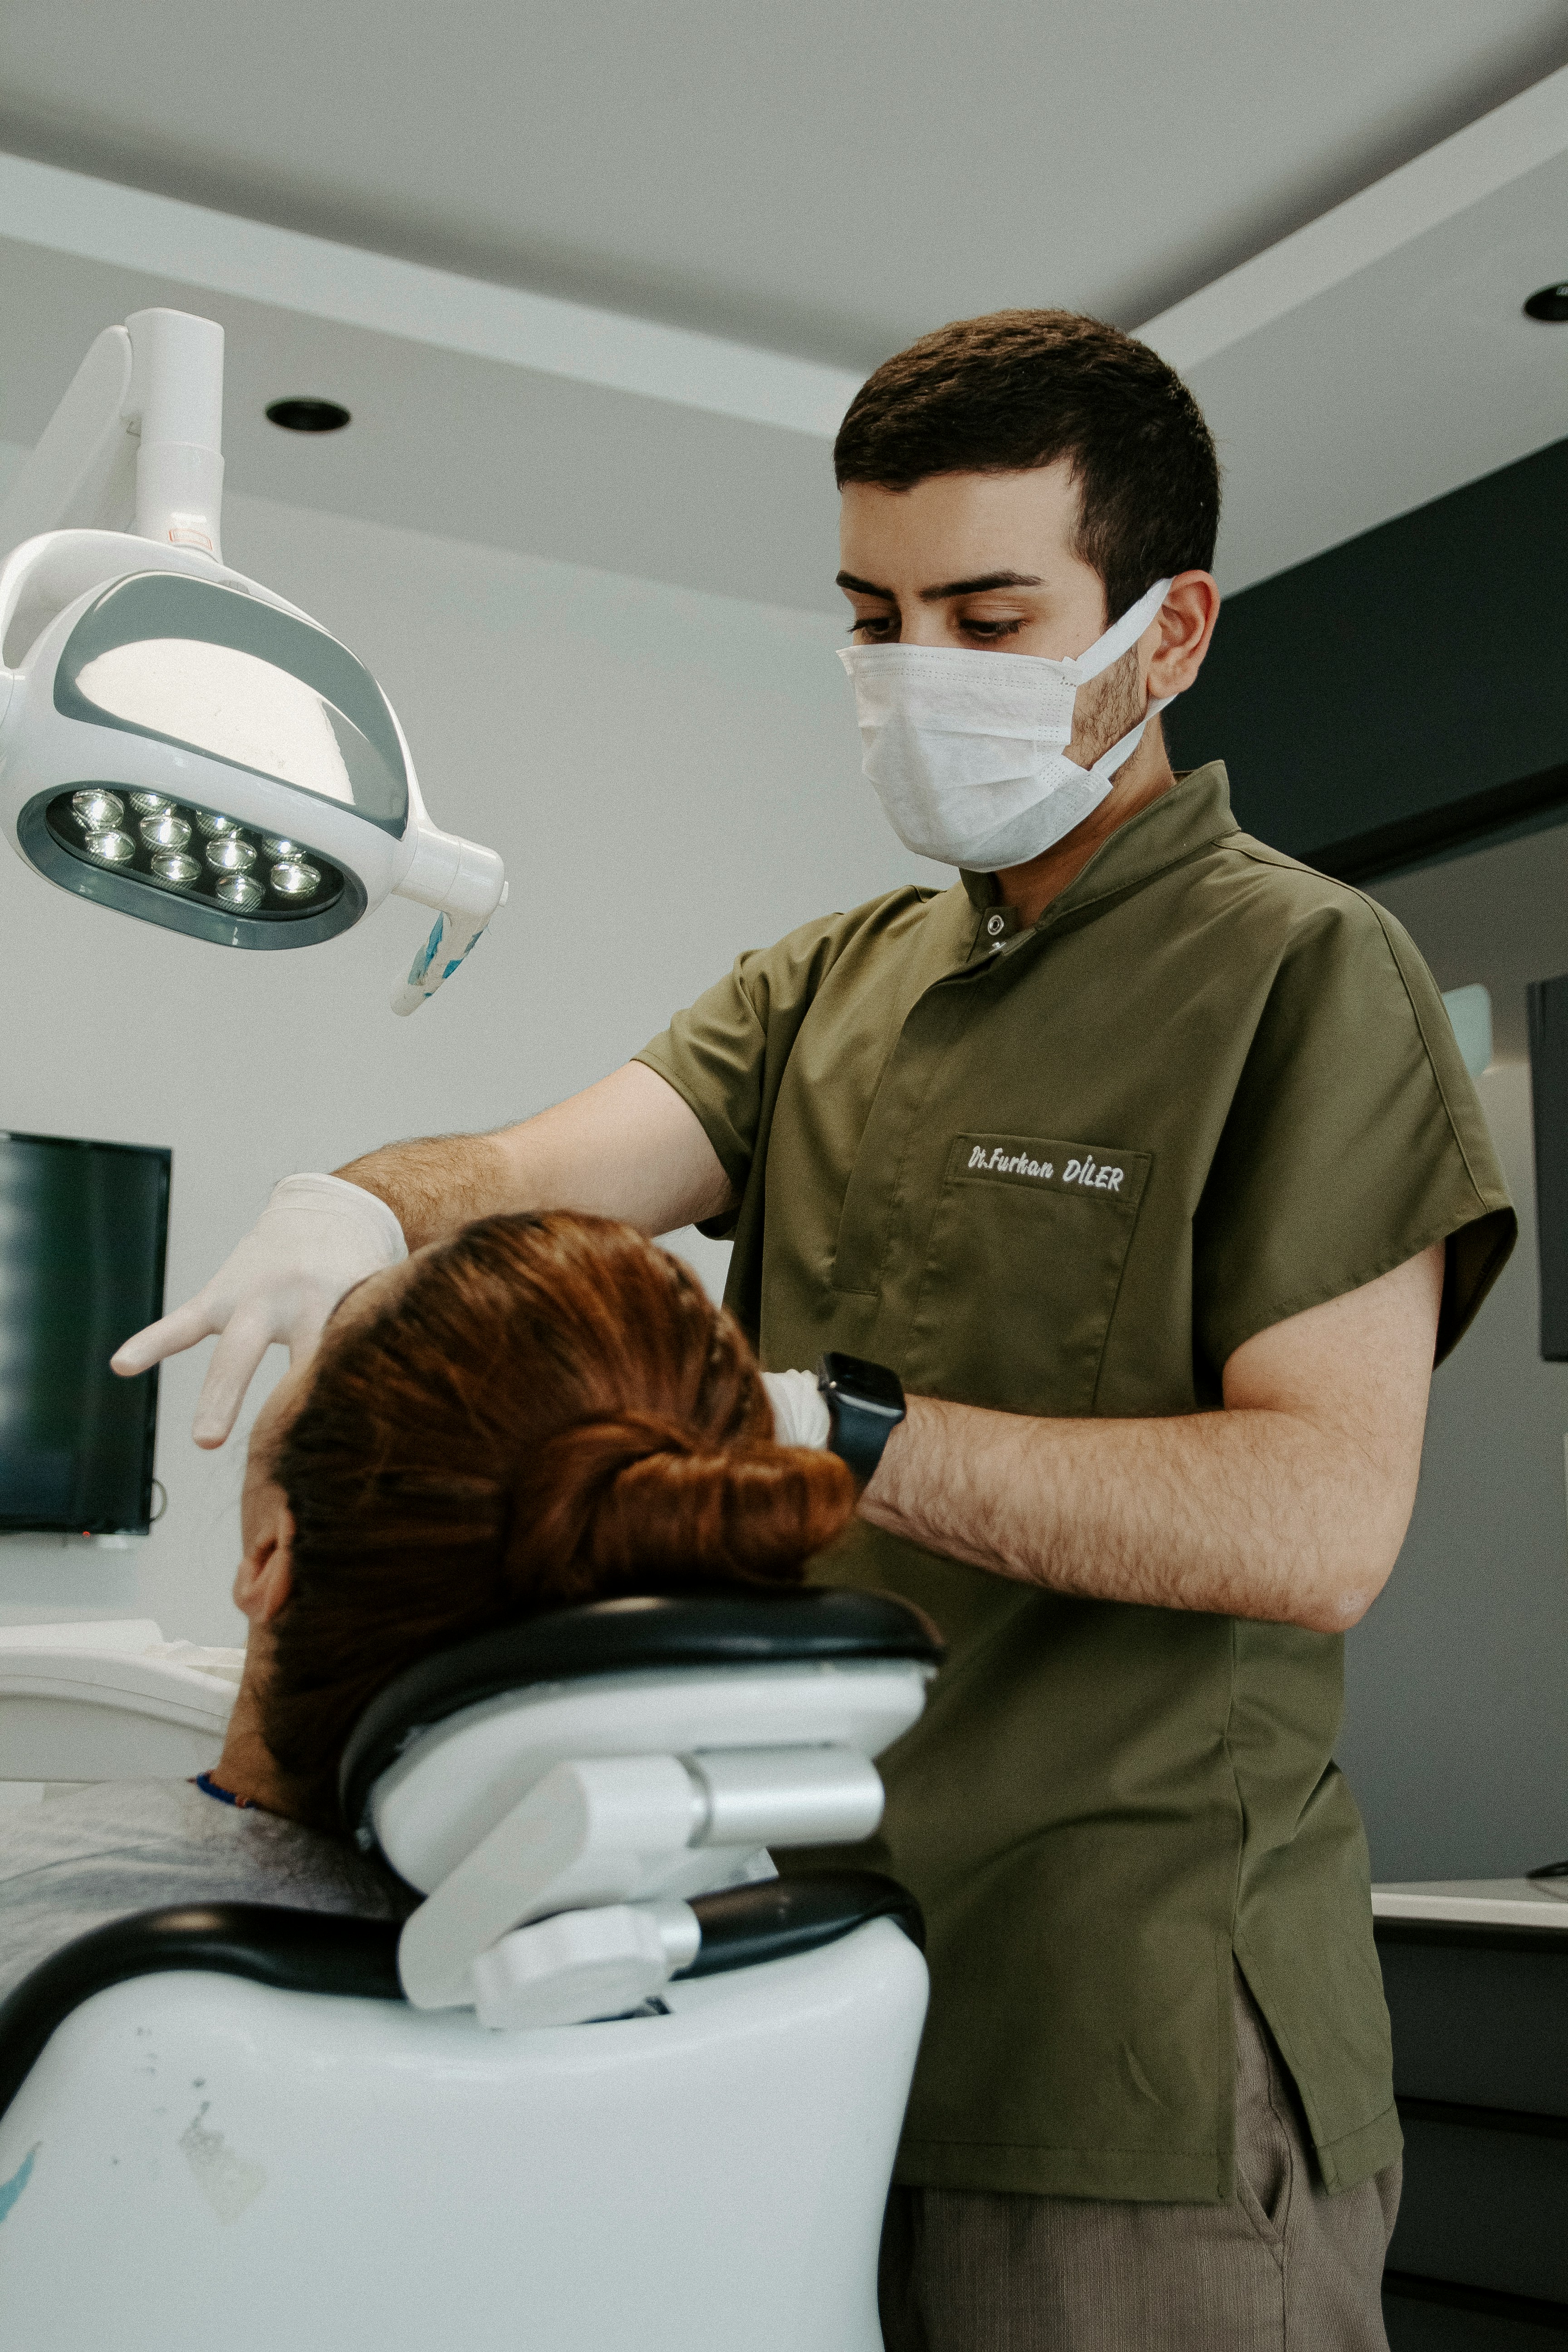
left=1069, top=576, right=1174, bottom=683
left=1082, top=693, right=1176, bottom=788
left=1072, top=577, right=1176, bottom=783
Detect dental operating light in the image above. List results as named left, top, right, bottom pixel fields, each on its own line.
left=0, top=309, right=505, bottom=1013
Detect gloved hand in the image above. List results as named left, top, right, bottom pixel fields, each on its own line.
left=761, top=1367, right=831, bottom=1450
left=111, top=1173, right=408, bottom=1448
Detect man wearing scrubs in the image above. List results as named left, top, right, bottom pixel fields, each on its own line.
left=118, top=310, right=1514, bottom=2349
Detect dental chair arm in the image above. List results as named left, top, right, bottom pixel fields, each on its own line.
left=470, top=1900, right=702, bottom=2030
left=397, top=1745, right=886, bottom=2012
left=399, top=1755, right=703, bottom=2009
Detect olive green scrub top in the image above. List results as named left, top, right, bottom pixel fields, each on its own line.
left=635, top=763, right=1514, bottom=2205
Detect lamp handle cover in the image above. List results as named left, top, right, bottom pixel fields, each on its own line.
left=390, top=825, right=509, bottom=1015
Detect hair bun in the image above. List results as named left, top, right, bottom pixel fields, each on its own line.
left=503, top=1411, right=854, bottom=1604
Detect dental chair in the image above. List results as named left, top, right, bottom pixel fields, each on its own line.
left=0, top=1588, right=941, bottom=2351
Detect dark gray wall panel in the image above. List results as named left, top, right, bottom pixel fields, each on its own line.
left=1168, top=436, right=1568, bottom=867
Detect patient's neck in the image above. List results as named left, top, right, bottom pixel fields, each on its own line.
left=211, top=1652, right=300, bottom=1818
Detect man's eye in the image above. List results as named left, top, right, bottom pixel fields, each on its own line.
left=961, top=617, right=1025, bottom=642
left=851, top=615, right=897, bottom=638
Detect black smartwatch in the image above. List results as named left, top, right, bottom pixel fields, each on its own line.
left=817, top=1352, right=906, bottom=1486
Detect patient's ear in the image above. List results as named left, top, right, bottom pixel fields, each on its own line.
left=233, top=1504, right=295, bottom=1627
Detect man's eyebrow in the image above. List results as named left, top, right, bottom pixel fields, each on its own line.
left=833, top=568, right=1046, bottom=603
left=919, top=570, right=1043, bottom=602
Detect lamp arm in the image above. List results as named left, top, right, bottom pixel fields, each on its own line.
left=0, top=309, right=225, bottom=572
left=0, top=327, right=136, bottom=563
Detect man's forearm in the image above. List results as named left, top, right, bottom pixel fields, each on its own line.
left=858, top=1245, right=1442, bottom=1634
left=333, top=1129, right=516, bottom=1249
left=859, top=1395, right=1406, bottom=1634
left=335, top=1061, right=733, bottom=1250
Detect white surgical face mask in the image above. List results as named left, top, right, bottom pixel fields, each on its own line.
left=838, top=575, right=1174, bottom=871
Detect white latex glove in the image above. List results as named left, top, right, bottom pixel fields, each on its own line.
left=111, top=1173, right=408, bottom=1448
left=762, top=1368, right=831, bottom=1450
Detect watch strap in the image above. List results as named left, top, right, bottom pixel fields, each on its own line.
left=817, top=1353, right=906, bottom=1486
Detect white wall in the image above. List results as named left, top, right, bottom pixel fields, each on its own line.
left=0, top=484, right=938, bottom=1642
left=1339, top=1056, right=1568, bottom=1881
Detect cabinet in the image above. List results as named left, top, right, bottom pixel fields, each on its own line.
left=1374, top=1883, right=1568, bottom=2346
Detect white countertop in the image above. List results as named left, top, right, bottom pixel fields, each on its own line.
left=1373, top=1878, right=1568, bottom=1928
left=0, top=1621, right=240, bottom=1732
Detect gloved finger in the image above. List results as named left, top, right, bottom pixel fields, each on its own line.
left=191, top=1310, right=282, bottom=1450
left=111, top=1294, right=224, bottom=1377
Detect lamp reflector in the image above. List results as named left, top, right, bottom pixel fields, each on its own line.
left=40, top=790, right=348, bottom=933
left=150, top=850, right=201, bottom=884
left=140, top=811, right=191, bottom=850
left=72, top=789, right=123, bottom=831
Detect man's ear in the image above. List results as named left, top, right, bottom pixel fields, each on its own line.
left=1147, top=571, right=1220, bottom=697
left=233, top=1508, right=295, bottom=1627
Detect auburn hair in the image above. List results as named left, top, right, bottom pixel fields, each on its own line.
left=261, top=1210, right=855, bottom=1828
left=834, top=309, right=1220, bottom=624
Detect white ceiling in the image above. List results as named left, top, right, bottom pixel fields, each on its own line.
left=0, top=230, right=848, bottom=612
left=0, top=4, right=1565, bottom=613
left=2, top=0, right=1564, bottom=366
left=1148, top=110, right=1568, bottom=594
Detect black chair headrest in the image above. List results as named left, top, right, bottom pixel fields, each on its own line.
left=338, top=1588, right=943, bottom=1840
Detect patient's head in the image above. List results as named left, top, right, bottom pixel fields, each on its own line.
left=228, top=1211, right=855, bottom=1829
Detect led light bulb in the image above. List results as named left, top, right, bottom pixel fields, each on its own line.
left=261, top=834, right=303, bottom=856
left=195, top=811, right=242, bottom=838
left=215, top=874, right=264, bottom=911
left=206, top=835, right=258, bottom=873
left=86, top=829, right=136, bottom=864
left=72, top=789, right=124, bottom=831
left=270, top=858, right=321, bottom=898
left=151, top=851, right=201, bottom=885
left=128, top=791, right=172, bottom=814
left=141, top=811, right=192, bottom=851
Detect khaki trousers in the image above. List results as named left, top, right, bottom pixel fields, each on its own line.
left=879, top=1973, right=1401, bottom=2352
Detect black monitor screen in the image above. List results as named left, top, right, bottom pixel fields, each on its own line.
left=0, top=1131, right=169, bottom=1533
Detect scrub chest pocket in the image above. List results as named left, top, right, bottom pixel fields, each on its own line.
left=906, top=1135, right=1151, bottom=1416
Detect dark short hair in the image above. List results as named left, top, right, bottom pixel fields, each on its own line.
left=834, top=310, right=1220, bottom=623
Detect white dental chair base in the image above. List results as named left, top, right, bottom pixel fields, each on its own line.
left=0, top=1590, right=943, bottom=2350
left=0, top=1915, right=926, bottom=2352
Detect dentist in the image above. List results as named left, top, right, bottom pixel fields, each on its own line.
left=117, top=309, right=1513, bottom=2351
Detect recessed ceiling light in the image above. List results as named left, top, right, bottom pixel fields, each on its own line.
left=265, top=397, right=352, bottom=432
left=1523, top=284, right=1568, bottom=323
